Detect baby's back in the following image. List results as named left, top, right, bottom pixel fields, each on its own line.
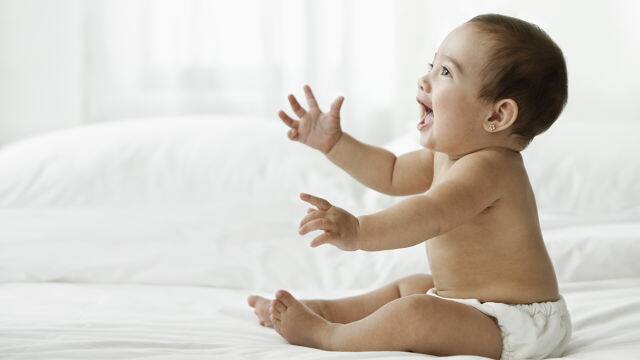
left=427, top=149, right=559, bottom=304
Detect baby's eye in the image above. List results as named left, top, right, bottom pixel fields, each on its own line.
left=440, top=66, right=451, bottom=77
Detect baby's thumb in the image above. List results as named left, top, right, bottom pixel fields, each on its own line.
left=330, top=96, right=345, bottom=116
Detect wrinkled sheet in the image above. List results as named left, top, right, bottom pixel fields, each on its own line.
left=2, top=278, right=640, bottom=359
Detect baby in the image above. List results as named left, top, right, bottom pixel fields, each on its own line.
left=248, top=13, right=571, bottom=360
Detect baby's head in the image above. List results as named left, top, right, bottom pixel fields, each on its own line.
left=416, top=14, right=567, bottom=157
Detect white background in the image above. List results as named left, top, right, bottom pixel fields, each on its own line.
left=1, top=0, right=639, bottom=146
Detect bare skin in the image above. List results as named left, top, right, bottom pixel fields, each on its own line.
left=248, top=22, right=560, bottom=359
left=247, top=295, right=327, bottom=328
left=248, top=273, right=435, bottom=328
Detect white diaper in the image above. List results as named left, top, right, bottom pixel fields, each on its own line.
left=426, top=288, right=572, bottom=360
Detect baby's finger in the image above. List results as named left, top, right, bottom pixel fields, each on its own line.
left=306, top=208, right=316, bottom=214
left=287, top=128, right=298, bottom=140
left=299, top=218, right=334, bottom=235
left=278, top=110, right=299, bottom=129
left=310, top=231, right=333, bottom=248
left=329, top=96, right=345, bottom=117
left=288, top=94, right=307, bottom=118
left=299, top=210, right=324, bottom=228
left=299, top=193, right=332, bottom=211
left=304, top=84, right=320, bottom=111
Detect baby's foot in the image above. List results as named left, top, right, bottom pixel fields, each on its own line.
left=270, top=289, right=334, bottom=350
left=247, top=295, right=274, bottom=327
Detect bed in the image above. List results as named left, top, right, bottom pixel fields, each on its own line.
left=1, top=116, right=640, bottom=359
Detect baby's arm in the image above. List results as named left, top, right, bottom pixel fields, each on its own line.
left=356, top=152, right=503, bottom=251
left=278, top=85, right=433, bottom=196
left=326, top=133, right=434, bottom=196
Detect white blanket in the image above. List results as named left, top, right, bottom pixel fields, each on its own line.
left=1, top=279, right=640, bottom=359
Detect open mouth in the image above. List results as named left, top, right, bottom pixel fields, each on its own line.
left=416, top=98, right=434, bottom=131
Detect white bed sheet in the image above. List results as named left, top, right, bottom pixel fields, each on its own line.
left=2, top=278, right=640, bottom=359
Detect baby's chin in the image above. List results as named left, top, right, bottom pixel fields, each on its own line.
left=420, top=127, right=473, bottom=155
left=419, top=140, right=433, bottom=150
left=420, top=134, right=463, bottom=156
left=419, top=131, right=435, bottom=150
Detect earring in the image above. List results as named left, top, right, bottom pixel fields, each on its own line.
left=488, top=123, right=496, bottom=132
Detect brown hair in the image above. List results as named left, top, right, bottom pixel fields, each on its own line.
left=467, top=14, right=568, bottom=144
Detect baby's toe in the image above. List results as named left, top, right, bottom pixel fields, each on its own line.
left=271, top=310, right=281, bottom=321
left=272, top=299, right=287, bottom=313
left=259, top=299, right=273, bottom=313
left=247, top=295, right=258, bottom=307
left=273, top=317, right=282, bottom=332
left=275, top=289, right=295, bottom=307
left=269, top=302, right=280, bottom=319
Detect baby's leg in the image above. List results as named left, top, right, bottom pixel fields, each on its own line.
left=248, top=273, right=433, bottom=326
left=320, top=273, right=434, bottom=324
left=271, top=290, right=502, bottom=358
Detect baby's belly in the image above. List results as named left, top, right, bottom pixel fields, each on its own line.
left=425, top=234, right=560, bottom=304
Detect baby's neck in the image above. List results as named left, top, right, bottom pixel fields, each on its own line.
left=445, top=145, right=520, bottom=162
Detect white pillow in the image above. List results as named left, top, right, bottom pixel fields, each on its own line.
left=522, top=119, right=640, bottom=216
left=0, top=116, right=428, bottom=290
left=543, top=220, right=640, bottom=282
left=0, top=115, right=361, bottom=209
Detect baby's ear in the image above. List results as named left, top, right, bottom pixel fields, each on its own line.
left=484, top=99, right=518, bottom=133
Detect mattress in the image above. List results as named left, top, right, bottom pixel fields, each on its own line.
left=2, top=278, right=640, bottom=359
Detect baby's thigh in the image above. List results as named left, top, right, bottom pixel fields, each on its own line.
left=392, top=294, right=502, bottom=358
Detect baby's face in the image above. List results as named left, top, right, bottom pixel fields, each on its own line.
left=416, top=23, right=495, bottom=157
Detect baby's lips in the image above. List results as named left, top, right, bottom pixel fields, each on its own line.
left=416, top=95, right=433, bottom=111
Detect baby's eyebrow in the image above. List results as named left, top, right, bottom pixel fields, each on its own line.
left=434, top=52, right=464, bottom=75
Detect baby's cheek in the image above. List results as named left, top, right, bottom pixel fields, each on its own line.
left=437, top=93, right=466, bottom=121
left=433, top=94, right=469, bottom=151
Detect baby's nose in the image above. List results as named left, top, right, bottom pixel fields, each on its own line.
left=417, top=76, right=430, bottom=92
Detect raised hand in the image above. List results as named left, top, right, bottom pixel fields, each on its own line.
left=297, top=192, right=360, bottom=251
left=278, top=85, right=345, bottom=154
